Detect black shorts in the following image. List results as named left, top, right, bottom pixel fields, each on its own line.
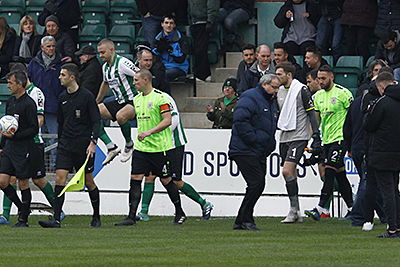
left=167, top=145, right=185, bottom=181
left=103, top=100, right=132, bottom=121
left=56, top=147, right=95, bottom=173
left=0, top=152, right=31, bottom=179
left=323, top=141, right=346, bottom=169
left=131, top=150, right=171, bottom=178
left=279, top=140, right=308, bottom=165
left=29, top=143, right=46, bottom=179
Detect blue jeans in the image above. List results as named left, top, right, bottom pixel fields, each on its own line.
left=142, top=16, right=162, bottom=48
left=394, top=68, right=400, bottom=82
left=43, top=112, right=58, bottom=168
left=218, top=8, right=250, bottom=44
left=316, top=16, right=343, bottom=63
left=165, top=67, right=186, bottom=82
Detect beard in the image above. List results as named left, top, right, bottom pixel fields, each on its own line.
left=322, top=80, right=332, bottom=91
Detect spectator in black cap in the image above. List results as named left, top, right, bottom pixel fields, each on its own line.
left=206, top=77, right=239, bottom=129
left=75, top=45, right=102, bottom=97
left=44, top=15, right=75, bottom=62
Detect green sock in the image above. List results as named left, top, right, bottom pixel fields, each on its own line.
left=140, top=182, right=155, bottom=214
left=40, top=182, right=55, bottom=208
left=120, top=122, right=132, bottom=144
left=2, top=185, right=16, bottom=220
left=99, top=120, right=112, bottom=145
left=181, top=182, right=206, bottom=207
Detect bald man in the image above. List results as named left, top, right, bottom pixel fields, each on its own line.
left=238, top=44, right=274, bottom=95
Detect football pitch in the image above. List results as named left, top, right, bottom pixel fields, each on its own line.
left=0, top=215, right=397, bottom=266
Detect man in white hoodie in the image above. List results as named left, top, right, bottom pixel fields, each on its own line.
left=275, top=62, right=321, bottom=223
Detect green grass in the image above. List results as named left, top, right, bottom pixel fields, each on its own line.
left=0, top=216, right=397, bottom=266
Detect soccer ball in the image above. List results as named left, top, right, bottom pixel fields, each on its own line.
left=0, top=115, right=18, bottom=135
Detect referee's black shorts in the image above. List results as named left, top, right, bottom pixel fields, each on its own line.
left=56, top=147, right=95, bottom=174
left=131, top=150, right=171, bottom=178
left=0, top=151, right=31, bottom=179
left=29, top=143, right=46, bottom=179
left=103, top=100, right=133, bottom=121
left=167, top=145, right=185, bottom=181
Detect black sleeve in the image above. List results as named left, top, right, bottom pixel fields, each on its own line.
left=87, top=94, right=101, bottom=142
left=364, top=97, right=385, bottom=133
left=375, top=41, right=385, bottom=60
left=135, top=0, right=148, bottom=16
left=274, top=3, right=291, bottom=29
left=171, top=35, right=189, bottom=63
left=57, top=99, right=64, bottom=138
left=0, top=100, right=11, bottom=147
left=238, top=70, right=250, bottom=96
left=38, top=1, right=53, bottom=26
left=0, top=32, right=16, bottom=65
left=343, top=103, right=353, bottom=151
left=13, top=101, right=39, bottom=140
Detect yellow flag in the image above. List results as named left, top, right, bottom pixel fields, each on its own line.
left=58, top=155, right=90, bottom=197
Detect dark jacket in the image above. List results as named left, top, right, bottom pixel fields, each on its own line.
left=228, top=84, right=279, bottom=160
left=317, top=0, right=344, bottom=19
left=12, top=34, right=42, bottom=64
left=38, top=0, right=81, bottom=32
left=343, top=96, right=364, bottom=154
left=221, top=0, right=256, bottom=16
left=27, top=51, right=65, bottom=114
left=207, top=96, right=239, bottom=129
left=0, top=30, right=17, bottom=78
left=375, top=0, right=400, bottom=36
left=238, top=60, right=273, bottom=95
left=364, top=84, right=400, bottom=171
left=78, top=56, right=102, bottom=98
left=188, top=0, right=220, bottom=24
left=341, top=0, right=378, bottom=28
left=136, top=0, right=178, bottom=17
left=273, top=0, right=320, bottom=42
left=47, top=31, right=76, bottom=59
left=236, top=60, right=252, bottom=91
left=375, top=30, right=400, bottom=70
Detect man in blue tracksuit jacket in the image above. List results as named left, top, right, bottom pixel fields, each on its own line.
left=228, top=73, right=280, bottom=230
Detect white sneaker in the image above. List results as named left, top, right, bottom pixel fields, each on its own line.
left=362, top=222, right=374, bottom=231
left=195, top=76, right=211, bottom=82
left=281, top=209, right=299, bottom=223
left=102, top=146, right=121, bottom=165
left=120, top=145, right=133, bottom=162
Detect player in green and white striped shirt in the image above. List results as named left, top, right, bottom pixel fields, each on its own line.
left=0, top=65, right=56, bottom=224
left=96, top=39, right=139, bottom=165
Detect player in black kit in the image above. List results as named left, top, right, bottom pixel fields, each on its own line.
left=39, top=63, right=101, bottom=228
left=0, top=71, right=39, bottom=227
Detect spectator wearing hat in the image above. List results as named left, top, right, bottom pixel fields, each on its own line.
left=206, top=77, right=239, bottom=129
left=44, top=15, right=75, bottom=62
left=75, top=45, right=102, bottom=97
left=38, top=0, right=81, bottom=45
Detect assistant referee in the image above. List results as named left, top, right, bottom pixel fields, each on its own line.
left=39, top=63, right=101, bottom=228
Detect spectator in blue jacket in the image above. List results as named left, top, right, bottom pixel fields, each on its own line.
left=27, top=35, right=64, bottom=166
left=153, top=15, right=189, bottom=82
left=228, top=73, right=280, bottom=230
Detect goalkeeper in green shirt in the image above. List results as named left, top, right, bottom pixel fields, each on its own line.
left=305, top=65, right=354, bottom=221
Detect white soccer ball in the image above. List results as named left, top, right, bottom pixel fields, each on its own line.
left=0, top=115, right=18, bottom=135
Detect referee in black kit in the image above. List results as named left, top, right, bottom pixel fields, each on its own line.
left=39, top=63, right=102, bottom=228
left=0, top=71, right=39, bottom=227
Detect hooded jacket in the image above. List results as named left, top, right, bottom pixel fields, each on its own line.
left=27, top=51, right=64, bottom=114
left=364, top=83, right=400, bottom=171
left=274, top=0, right=320, bottom=42
left=229, top=84, right=279, bottom=160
